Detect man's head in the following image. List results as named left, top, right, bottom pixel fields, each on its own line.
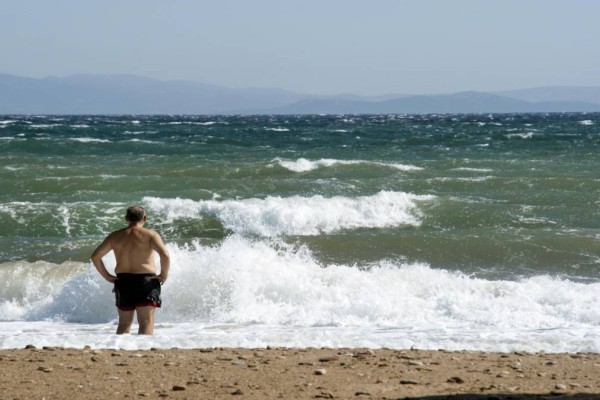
left=125, top=205, right=146, bottom=223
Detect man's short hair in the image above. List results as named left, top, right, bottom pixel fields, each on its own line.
left=126, top=205, right=146, bottom=222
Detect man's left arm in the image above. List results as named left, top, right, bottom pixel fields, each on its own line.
left=91, top=237, right=117, bottom=283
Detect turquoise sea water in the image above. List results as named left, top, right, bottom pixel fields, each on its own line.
left=0, top=113, right=599, bottom=351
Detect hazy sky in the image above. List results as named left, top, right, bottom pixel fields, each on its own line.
left=2, top=1, right=600, bottom=95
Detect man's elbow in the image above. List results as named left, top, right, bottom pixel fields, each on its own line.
left=90, top=253, right=100, bottom=263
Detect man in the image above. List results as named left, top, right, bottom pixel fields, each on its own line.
left=91, top=205, right=170, bottom=335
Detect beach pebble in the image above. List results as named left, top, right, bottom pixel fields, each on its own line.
left=408, top=360, right=423, bottom=366
left=231, top=388, right=244, bottom=395
left=172, top=385, right=186, bottom=391
left=37, top=366, right=53, bottom=372
left=315, top=391, right=334, bottom=399
left=399, top=379, right=419, bottom=385
left=555, top=384, right=567, bottom=390
left=232, top=359, right=247, bottom=366
left=25, top=344, right=36, bottom=349
left=319, top=356, right=339, bottom=362
left=447, top=376, right=464, bottom=384
left=355, top=391, right=371, bottom=396
left=314, top=368, right=327, bottom=375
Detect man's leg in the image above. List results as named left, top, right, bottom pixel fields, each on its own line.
left=135, top=306, right=156, bottom=335
left=116, top=309, right=135, bottom=334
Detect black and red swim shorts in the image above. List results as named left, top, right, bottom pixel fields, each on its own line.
left=114, top=273, right=162, bottom=311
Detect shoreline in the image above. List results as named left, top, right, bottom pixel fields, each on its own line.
left=1, top=347, right=599, bottom=399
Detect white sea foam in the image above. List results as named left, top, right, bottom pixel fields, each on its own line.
left=144, top=191, right=434, bottom=236
left=162, top=121, right=218, bottom=126
left=126, top=139, right=159, bottom=144
left=30, top=124, right=61, bottom=129
left=1, top=237, right=599, bottom=352
left=506, top=132, right=534, bottom=139
left=265, top=127, right=290, bottom=132
left=0, top=120, right=16, bottom=125
left=452, top=167, right=493, bottom=172
left=70, top=124, right=90, bottom=128
left=431, top=176, right=494, bottom=183
left=274, top=158, right=423, bottom=173
left=579, top=120, right=594, bottom=125
left=276, top=158, right=357, bottom=172
left=0, top=201, right=127, bottom=232
left=69, top=137, right=111, bottom=143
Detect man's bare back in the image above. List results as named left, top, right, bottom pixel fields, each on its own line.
left=109, top=225, right=164, bottom=275
left=91, top=205, right=170, bottom=335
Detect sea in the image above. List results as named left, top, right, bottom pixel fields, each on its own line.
left=0, top=113, right=599, bottom=352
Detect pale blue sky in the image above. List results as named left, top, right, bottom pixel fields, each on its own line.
left=2, top=0, right=599, bottom=95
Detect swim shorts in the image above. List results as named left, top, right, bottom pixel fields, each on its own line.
left=114, top=273, right=162, bottom=311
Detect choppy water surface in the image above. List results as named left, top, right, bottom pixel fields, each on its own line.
left=1, top=113, right=599, bottom=351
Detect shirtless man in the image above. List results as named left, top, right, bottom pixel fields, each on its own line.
left=91, top=205, right=170, bottom=335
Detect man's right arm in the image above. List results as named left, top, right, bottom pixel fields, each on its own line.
left=91, top=236, right=117, bottom=283
left=151, top=231, right=170, bottom=284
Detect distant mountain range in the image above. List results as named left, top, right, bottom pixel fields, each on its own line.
left=2, top=73, right=600, bottom=114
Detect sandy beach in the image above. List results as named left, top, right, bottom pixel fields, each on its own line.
left=1, top=347, right=598, bottom=399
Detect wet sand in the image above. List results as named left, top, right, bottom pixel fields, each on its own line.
left=1, top=347, right=599, bottom=399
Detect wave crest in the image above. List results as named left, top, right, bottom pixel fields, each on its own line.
left=274, top=158, right=423, bottom=173
left=144, top=191, right=434, bottom=236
